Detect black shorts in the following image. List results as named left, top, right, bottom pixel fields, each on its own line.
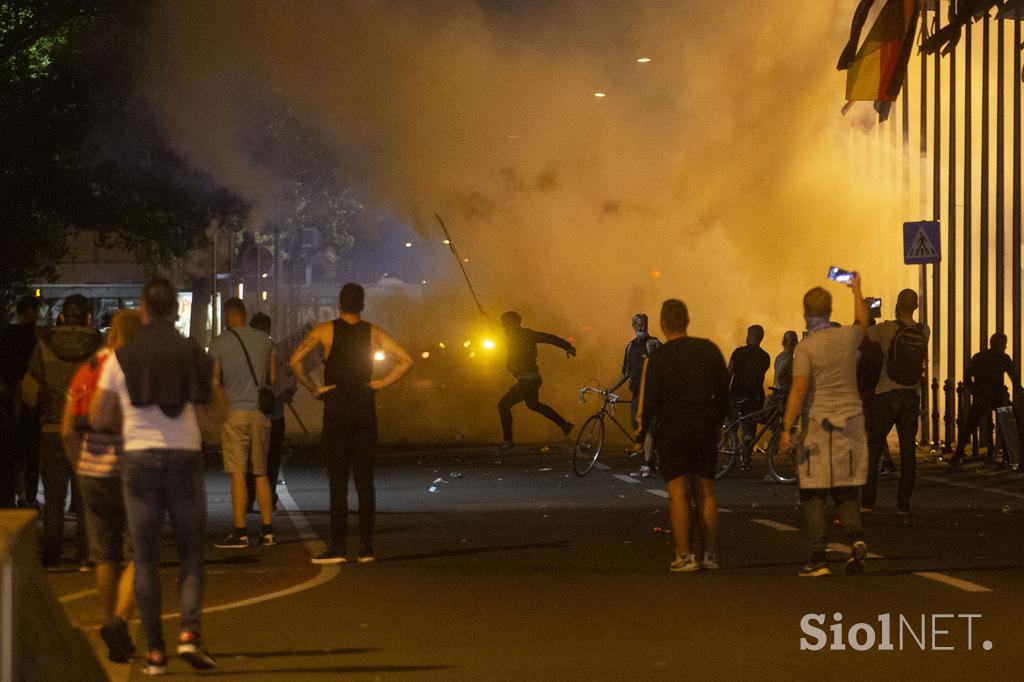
left=79, top=475, right=132, bottom=563
left=656, top=425, right=719, bottom=482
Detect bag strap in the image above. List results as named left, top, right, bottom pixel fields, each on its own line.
left=227, top=328, right=262, bottom=389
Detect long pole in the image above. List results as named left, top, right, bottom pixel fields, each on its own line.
left=932, top=8, right=942, bottom=436
left=996, top=14, right=1006, bottom=332
left=1013, top=16, right=1022, bottom=375
left=980, top=14, right=991, bottom=346
left=920, top=7, right=930, bottom=442
left=947, top=0, right=958, bottom=450
left=963, top=19, right=973, bottom=375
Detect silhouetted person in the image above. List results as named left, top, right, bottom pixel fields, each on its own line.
left=291, top=283, right=413, bottom=564
left=951, top=333, right=1019, bottom=467
left=727, top=324, right=770, bottom=465
left=610, top=313, right=661, bottom=478
left=0, top=295, right=42, bottom=508
left=772, top=331, right=799, bottom=394
left=861, top=289, right=928, bottom=515
left=497, top=311, right=575, bottom=450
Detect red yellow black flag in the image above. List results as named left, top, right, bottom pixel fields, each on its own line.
left=838, top=0, right=921, bottom=121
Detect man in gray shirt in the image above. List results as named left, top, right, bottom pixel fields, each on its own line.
left=860, top=289, right=929, bottom=515
left=209, top=298, right=276, bottom=548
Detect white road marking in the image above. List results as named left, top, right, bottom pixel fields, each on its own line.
left=58, top=588, right=97, bottom=604
left=827, top=542, right=882, bottom=559
left=594, top=462, right=611, bottom=470
left=921, top=475, right=1024, bottom=500
left=613, top=474, right=641, bottom=484
left=914, top=571, right=993, bottom=593
left=751, top=518, right=800, bottom=532
left=718, top=508, right=732, bottom=513
left=646, top=489, right=669, bottom=498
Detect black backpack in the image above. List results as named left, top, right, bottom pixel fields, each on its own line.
left=886, top=321, right=928, bottom=386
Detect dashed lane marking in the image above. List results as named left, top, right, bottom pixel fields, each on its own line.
left=646, top=489, right=669, bottom=498
left=58, top=588, right=98, bottom=604
left=750, top=518, right=800, bottom=532
left=920, top=475, right=1024, bottom=500
left=613, top=474, right=641, bottom=484
left=914, top=571, right=993, bottom=593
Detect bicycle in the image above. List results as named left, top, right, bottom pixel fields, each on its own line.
left=716, top=388, right=797, bottom=484
left=572, top=386, right=636, bottom=476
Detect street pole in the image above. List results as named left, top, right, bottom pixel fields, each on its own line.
left=996, top=13, right=1006, bottom=333
left=946, top=0, right=958, bottom=451
left=963, top=18, right=973, bottom=376
left=1013, top=16, right=1022, bottom=376
left=933, top=7, right=943, bottom=448
left=981, top=13, right=991, bottom=346
left=920, top=7, right=931, bottom=443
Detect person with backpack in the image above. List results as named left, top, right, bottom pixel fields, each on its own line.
left=860, top=289, right=929, bottom=516
left=61, top=310, right=142, bottom=662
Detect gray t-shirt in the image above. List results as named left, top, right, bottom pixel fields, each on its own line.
left=867, top=319, right=930, bottom=395
left=792, top=325, right=865, bottom=422
left=209, top=326, right=272, bottom=412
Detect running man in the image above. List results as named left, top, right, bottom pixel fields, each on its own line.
left=291, top=283, right=413, bottom=565
left=497, top=311, right=575, bottom=450
left=610, top=313, right=661, bottom=478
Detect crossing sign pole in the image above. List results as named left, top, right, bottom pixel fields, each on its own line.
left=903, top=220, right=942, bottom=265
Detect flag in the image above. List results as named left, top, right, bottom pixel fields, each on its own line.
left=996, top=0, right=1024, bottom=21
left=839, top=0, right=921, bottom=121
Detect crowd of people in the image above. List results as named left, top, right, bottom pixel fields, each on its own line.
left=1, top=268, right=1017, bottom=672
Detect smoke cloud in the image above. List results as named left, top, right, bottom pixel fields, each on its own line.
left=139, top=0, right=917, bottom=441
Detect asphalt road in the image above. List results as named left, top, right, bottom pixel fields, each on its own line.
left=44, top=442, right=1024, bottom=680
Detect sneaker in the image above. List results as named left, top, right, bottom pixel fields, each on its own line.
left=845, top=540, right=868, bottom=574
left=799, top=560, right=831, bottom=577
left=499, top=441, right=515, bottom=451
left=214, top=533, right=248, bottom=549
left=561, top=422, right=575, bottom=436
left=879, top=461, right=896, bottom=477
left=260, top=533, right=276, bottom=547
left=311, top=547, right=347, bottom=564
left=100, top=617, right=133, bottom=663
left=701, top=551, right=719, bottom=570
left=669, top=551, right=700, bottom=572
left=142, top=651, right=167, bottom=676
left=177, top=631, right=217, bottom=670
left=629, top=465, right=652, bottom=479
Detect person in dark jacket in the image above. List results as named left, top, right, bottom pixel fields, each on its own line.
left=727, top=325, right=770, bottom=466
left=0, top=295, right=41, bottom=508
left=634, top=299, right=729, bottom=572
left=22, top=294, right=103, bottom=568
left=610, top=313, right=661, bottom=478
left=950, top=333, right=1020, bottom=468
left=497, top=311, right=576, bottom=450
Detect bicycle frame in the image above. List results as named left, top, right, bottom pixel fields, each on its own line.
left=579, top=387, right=634, bottom=439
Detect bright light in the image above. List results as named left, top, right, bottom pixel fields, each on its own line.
left=34, top=288, right=41, bottom=297
left=261, top=272, right=268, bottom=278
left=421, top=351, right=430, bottom=359
left=405, top=242, right=413, bottom=248
left=651, top=269, right=663, bottom=279
left=637, top=57, right=651, bottom=63
left=483, top=339, right=496, bottom=350
left=421, top=280, right=427, bottom=285
left=261, top=291, right=268, bottom=301
left=438, top=342, right=446, bottom=349
left=237, top=283, right=244, bottom=298
left=373, top=351, right=386, bottom=362
left=594, top=92, right=606, bottom=98
left=443, top=239, right=450, bottom=245
left=469, top=351, right=476, bottom=358
left=463, top=340, right=472, bottom=348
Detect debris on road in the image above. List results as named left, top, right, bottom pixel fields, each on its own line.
left=537, top=467, right=552, bottom=471
left=450, top=472, right=463, bottom=478
left=428, top=486, right=439, bottom=493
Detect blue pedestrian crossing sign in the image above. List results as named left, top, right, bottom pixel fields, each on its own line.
left=903, top=221, right=941, bottom=265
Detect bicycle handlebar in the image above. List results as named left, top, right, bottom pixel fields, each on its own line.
left=578, top=386, right=622, bottom=404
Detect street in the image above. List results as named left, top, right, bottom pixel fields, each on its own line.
left=46, top=441, right=1024, bottom=680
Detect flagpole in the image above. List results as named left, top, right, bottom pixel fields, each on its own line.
left=980, top=12, right=990, bottom=348
left=1012, top=15, right=1022, bottom=377
left=946, top=0, right=958, bottom=453
left=919, top=2, right=931, bottom=444
left=932, top=5, right=943, bottom=449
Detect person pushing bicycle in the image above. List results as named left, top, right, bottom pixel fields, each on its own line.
left=610, top=313, right=661, bottom=478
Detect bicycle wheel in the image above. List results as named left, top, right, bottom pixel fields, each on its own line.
left=572, top=414, right=605, bottom=476
left=766, top=430, right=798, bottom=484
left=715, top=425, right=739, bottom=481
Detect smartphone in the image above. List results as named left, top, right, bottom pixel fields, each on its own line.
left=867, top=297, right=882, bottom=318
left=827, top=266, right=854, bottom=284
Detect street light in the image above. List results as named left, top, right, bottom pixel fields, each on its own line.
left=594, top=92, right=607, bottom=98
left=374, top=351, right=386, bottom=362
left=405, top=242, right=413, bottom=248
left=483, top=339, right=496, bottom=350
left=637, top=57, right=651, bottom=63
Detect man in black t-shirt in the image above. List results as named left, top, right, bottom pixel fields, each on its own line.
left=634, top=299, right=729, bottom=572
left=728, top=325, right=770, bottom=464
left=950, top=333, right=1019, bottom=467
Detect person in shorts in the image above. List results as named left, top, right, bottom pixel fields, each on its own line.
left=634, top=299, right=730, bottom=572
left=209, top=298, right=276, bottom=549
left=62, top=309, right=142, bottom=662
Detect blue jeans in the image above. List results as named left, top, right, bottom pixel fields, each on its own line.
left=123, top=449, right=206, bottom=651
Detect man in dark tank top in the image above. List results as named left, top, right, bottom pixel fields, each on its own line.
left=290, top=283, right=413, bottom=565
